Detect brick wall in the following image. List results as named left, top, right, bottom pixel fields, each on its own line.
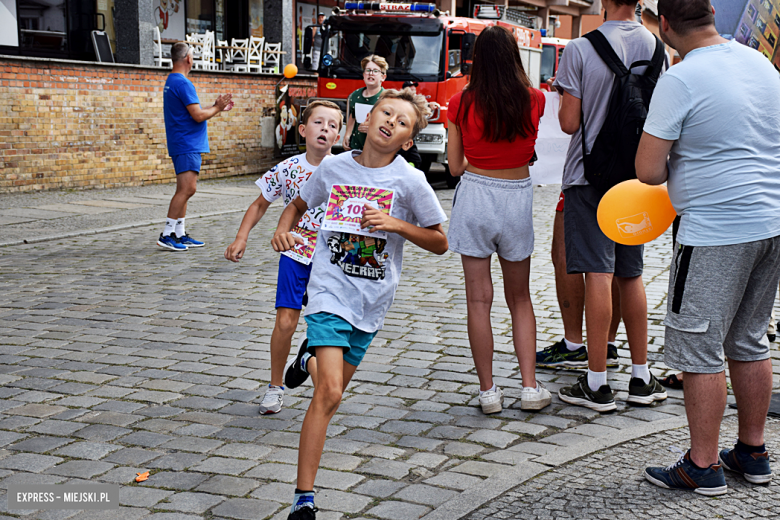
left=0, top=57, right=317, bottom=193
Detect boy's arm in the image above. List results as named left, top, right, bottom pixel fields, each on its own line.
left=361, top=206, right=448, bottom=255
left=224, top=195, right=273, bottom=262
left=271, top=196, right=309, bottom=252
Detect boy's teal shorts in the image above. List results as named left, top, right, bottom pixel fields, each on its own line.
left=304, top=312, right=377, bottom=367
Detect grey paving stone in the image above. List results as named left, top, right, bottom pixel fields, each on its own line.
left=0, top=453, right=63, bottom=473
left=8, top=436, right=73, bottom=454
left=0, top=472, right=67, bottom=487
left=366, top=501, right=430, bottom=520
left=244, top=463, right=297, bottom=482
left=148, top=453, right=207, bottom=471
left=313, top=468, right=366, bottom=491
left=539, top=432, right=590, bottom=446
left=45, top=460, right=114, bottom=478
left=449, top=460, right=507, bottom=477
left=145, top=514, right=202, bottom=520
left=379, top=420, right=432, bottom=436
left=80, top=411, right=140, bottom=428
left=319, top=452, right=363, bottom=471
left=73, top=424, right=132, bottom=442
left=0, top=431, right=28, bottom=447
left=27, top=420, right=87, bottom=436
left=194, top=475, right=260, bottom=497
left=118, top=487, right=173, bottom=508
left=160, top=492, right=225, bottom=513
left=119, top=431, right=174, bottom=447
left=357, top=459, right=413, bottom=479
left=53, top=441, right=121, bottom=460
left=395, top=436, right=443, bottom=451
left=406, top=453, right=448, bottom=469
left=190, top=457, right=257, bottom=476
left=314, top=488, right=373, bottom=513
left=212, top=444, right=273, bottom=460
left=352, top=479, right=408, bottom=498
left=140, top=472, right=209, bottom=491
left=159, top=437, right=223, bottom=454
left=5, top=404, right=67, bottom=418
left=103, top=448, right=164, bottom=465
left=501, top=421, right=550, bottom=436
left=249, top=482, right=295, bottom=502
left=70, top=506, right=149, bottom=520
left=210, top=498, right=280, bottom=520
left=443, top=442, right=485, bottom=457
left=423, top=471, right=483, bottom=491
left=393, top=483, right=458, bottom=507
left=427, top=426, right=471, bottom=440
left=174, top=424, right=221, bottom=438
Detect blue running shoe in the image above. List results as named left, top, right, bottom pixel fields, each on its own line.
left=178, top=234, right=205, bottom=248
left=719, top=445, right=773, bottom=484
left=536, top=339, right=588, bottom=369
left=157, top=233, right=187, bottom=251
left=645, top=449, right=727, bottom=496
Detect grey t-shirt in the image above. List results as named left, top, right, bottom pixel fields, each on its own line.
left=299, top=151, right=447, bottom=333
left=553, top=21, right=667, bottom=189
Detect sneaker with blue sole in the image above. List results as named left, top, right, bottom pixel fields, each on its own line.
left=719, top=445, right=773, bottom=484
left=536, top=339, right=588, bottom=369
left=645, top=449, right=728, bottom=496
left=157, top=233, right=188, bottom=251
left=178, top=234, right=205, bottom=248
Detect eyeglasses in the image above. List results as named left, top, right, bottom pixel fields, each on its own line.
left=364, top=69, right=383, bottom=76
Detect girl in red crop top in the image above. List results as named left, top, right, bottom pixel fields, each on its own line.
left=446, top=26, right=551, bottom=414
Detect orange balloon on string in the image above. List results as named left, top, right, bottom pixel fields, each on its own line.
left=284, top=64, right=298, bottom=78
left=597, top=179, right=676, bottom=246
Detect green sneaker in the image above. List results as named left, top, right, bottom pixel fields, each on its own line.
left=536, top=339, right=588, bottom=369
left=559, top=373, right=617, bottom=412
left=626, top=374, right=668, bottom=405
left=607, top=343, right=619, bottom=368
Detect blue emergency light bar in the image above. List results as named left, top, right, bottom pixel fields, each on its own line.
left=343, top=2, right=437, bottom=12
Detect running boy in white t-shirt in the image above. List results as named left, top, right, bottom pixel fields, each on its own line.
left=224, top=100, right=342, bottom=414
left=271, top=89, right=448, bottom=520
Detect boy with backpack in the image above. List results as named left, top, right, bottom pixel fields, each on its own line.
left=224, top=100, right=343, bottom=414
left=551, top=0, right=669, bottom=412
left=271, top=89, right=448, bottom=519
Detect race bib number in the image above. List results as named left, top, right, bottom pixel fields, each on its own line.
left=322, top=184, right=394, bottom=239
left=281, top=225, right=318, bottom=265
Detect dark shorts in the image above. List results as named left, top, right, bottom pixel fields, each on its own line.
left=171, top=153, right=202, bottom=175
left=563, top=184, right=643, bottom=277
left=275, top=255, right=312, bottom=310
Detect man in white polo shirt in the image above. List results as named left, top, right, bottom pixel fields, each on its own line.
left=638, top=0, right=780, bottom=495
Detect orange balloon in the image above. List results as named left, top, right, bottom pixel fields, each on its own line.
left=597, top=179, right=676, bottom=246
left=284, top=64, right=298, bottom=78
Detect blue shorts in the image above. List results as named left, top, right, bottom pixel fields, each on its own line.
left=275, top=255, right=313, bottom=310
left=304, top=312, right=378, bottom=367
left=171, top=153, right=202, bottom=175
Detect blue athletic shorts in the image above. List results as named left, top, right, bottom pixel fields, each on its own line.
left=275, top=255, right=313, bottom=310
left=171, top=153, right=202, bottom=175
left=304, top=312, right=378, bottom=367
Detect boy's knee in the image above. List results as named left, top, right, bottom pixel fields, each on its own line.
left=316, top=381, right=344, bottom=412
left=276, top=312, right=298, bottom=336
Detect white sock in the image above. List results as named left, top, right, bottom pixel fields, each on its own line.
left=564, top=338, right=584, bottom=351
left=175, top=218, right=185, bottom=238
left=479, top=384, right=497, bottom=396
left=632, top=363, right=651, bottom=384
left=587, top=369, right=608, bottom=392
left=163, top=218, right=176, bottom=236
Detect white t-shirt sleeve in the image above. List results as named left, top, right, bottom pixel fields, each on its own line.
left=644, top=74, right=692, bottom=141
left=409, top=175, right=448, bottom=228
left=553, top=41, right=584, bottom=100
left=299, top=161, right=329, bottom=209
left=255, top=161, right=285, bottom=203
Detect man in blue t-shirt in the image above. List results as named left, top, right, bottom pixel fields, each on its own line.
left=638, top=0, right=780, bottom=496
left=157, top=42, right=234, bottom=251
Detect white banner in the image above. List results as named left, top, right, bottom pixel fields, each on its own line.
left=529, top=91, right=570, bottom=186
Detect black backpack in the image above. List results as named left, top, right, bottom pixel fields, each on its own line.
left=581, top=31, right=665, bottom=193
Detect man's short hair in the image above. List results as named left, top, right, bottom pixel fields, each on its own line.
left=374, top=88, right=431, bottom=138
left=361, top=55, right=388, bottom=73
left=658, top=0, right=715, bottom=35
left=612, top=0, right=639, bottom=5
left=301, top=100, right=344, bottom=130
left=171, top=42, right=191, bottom=63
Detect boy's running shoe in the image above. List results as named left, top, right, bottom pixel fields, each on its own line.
left=607, top=343, right=619, bottom=368
left=287, top=505, right=317, bottom=520
left=558, top=373, right=617, bottom=412
left=157, top=233, right=188, bottom=251
left=259, top=385, right=284, bottom=415
left=479, top=386, right=503, bottom=414
left=626, top=374, right=668, bottom=405
left=645, top=449, right=728, bottom=496
left=536, top=339, right=588, bottom=369
left=284, top=335, right=311, bottom=389
left=178, top=234, right=205, bottom=248
left=719, top=445, right=773, bottom=484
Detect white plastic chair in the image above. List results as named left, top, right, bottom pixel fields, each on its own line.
left=230, top=38, right=250, bottom=72
left=216, top=39, right=231, bottom=70
left=247, top=36, right=265, bottom=73
left=154, top=27, right=172, bottom=68
left=191, top=31, right=216, bottom=71
left=262, top=42, right=281, bottom=74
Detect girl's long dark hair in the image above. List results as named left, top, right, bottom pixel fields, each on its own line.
left=459, top=25, right=535, bottom=142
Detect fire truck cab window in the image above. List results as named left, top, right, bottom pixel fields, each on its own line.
left=541, top=45, right=555, bottom=83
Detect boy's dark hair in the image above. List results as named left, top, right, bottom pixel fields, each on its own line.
left=657, top=0, right=715, bottom=35
left=612, top=0, right=639, bottom=6
left=302, top=100, right=344, bottom=130
left=171, top=42, right=191, bottom=63
left=373, top=88, right=430, bottom=138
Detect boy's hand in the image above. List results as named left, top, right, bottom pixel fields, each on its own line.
left=361, top=204, right=400, bottom=233
left=271, top=232, right=304, bottom=252
left=224, top=239, right=247, bottom=263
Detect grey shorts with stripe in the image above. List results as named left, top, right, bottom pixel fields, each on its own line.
left=664, top=235, right=780, bottom=374
left=447, top=172, right=533, bottom=262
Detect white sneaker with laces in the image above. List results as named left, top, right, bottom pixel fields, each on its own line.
left=521, top=382, right=552, bottom=411
left=479, top=386, right=504, bottom=414
left=259, top=385, right=284, bottom=415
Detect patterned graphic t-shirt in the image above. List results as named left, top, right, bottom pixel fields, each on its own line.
left=255, top=153, right=327, bottom=232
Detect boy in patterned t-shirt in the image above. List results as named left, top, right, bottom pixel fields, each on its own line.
left=224, top=101, right=342, bottom=414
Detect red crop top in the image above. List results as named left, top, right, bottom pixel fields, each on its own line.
left=447, top=88, right=546, bottom=170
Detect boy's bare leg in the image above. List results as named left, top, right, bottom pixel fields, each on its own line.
left=552, top=210, right=584, bottom=343
left=462, top=255, right=495, bottom=391
left=498, top=255, right=536, bottom=389
left=269, top=308, right=302, bottom=387
left=296, top=347, right=357, bottom=490
left=608, top=277, right=621, bottom=343
left=616, top=275, right=648, bottom=365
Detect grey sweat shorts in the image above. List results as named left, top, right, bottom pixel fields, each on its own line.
left=664, top=235, right=780, bottom=374
left=563, top=184, right=644, bottom=277
left=448, top=172, right=534, bottom=262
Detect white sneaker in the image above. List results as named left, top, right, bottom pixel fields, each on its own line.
left=521, top=382, right=552, bottom=411
left=479, top=386, right=504, bottom=414
left=259, top=385, right=284, bottom=415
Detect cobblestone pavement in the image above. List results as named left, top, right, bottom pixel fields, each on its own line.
left=469, top=417, right=780, bottom=520
left=1, top=176, right=779, bottom=520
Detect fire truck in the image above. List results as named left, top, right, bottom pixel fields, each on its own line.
left=308, top=1, right=542, bottom=185
left=540, top=36, right=571, bottom=91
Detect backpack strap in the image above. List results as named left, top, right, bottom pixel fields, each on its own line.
left=583, top=30, right=629, bottom=78
left=647, top=36, right=666, bottom=80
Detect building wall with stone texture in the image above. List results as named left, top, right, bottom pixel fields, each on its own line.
left=0, top=57, right=317, bottom=193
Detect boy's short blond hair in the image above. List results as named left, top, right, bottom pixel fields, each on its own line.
left=361, top=55, right=388, bottom=73
left=301, top=100, right=344, bottom=130
left=374, top=88, right=431, bottom=138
